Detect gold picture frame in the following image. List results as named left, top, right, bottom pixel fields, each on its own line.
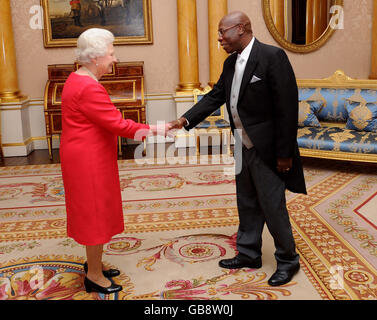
left=41, top=0, right=153, bottom=48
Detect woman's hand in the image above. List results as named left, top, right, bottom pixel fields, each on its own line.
left=149, top=122, right=173, bottom=137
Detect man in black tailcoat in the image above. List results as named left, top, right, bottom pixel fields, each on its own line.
left=171, top=11, right=306, bottom=286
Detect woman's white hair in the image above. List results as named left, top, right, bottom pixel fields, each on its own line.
left=75, top=28, right=114, bottom=65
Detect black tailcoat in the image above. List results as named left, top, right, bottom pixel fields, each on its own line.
left=183, top=39, right=306, bottom=194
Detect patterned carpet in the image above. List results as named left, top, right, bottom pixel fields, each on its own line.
left=0, top=156, right=376, bottom=300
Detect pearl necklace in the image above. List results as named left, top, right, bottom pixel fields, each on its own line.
left=77, top=66, right=98, bottom=82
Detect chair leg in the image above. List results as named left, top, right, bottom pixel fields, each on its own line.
left=227, top=129, right=232, bottom=156
left=195, top=131, right=200, bottom=156
left=47, top=136, right=53, bottom=160
left=118, top=136, right=123, bottom=156
left=142, top=139, right=146, bottom=157
left=0, top=133, right=3, bottom=159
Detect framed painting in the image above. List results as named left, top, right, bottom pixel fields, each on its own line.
left=41, top=0, right=153, bottom=47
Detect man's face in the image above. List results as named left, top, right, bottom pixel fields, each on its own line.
left=217, top=19, right=241, bottom=54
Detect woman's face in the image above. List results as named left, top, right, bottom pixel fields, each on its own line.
left=95, top=43, right=117, bottom=77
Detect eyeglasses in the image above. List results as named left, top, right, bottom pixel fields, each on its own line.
left=218, top=24, right=241, bottom=37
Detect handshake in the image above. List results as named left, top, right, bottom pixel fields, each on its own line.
left=148, top=117, right=188, bottom=137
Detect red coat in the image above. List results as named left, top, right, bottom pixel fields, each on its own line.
left=60, top=72, right=150, bottom=245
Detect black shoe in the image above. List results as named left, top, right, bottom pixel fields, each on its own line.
left=219, top=254, right=262, bottom=269
left=84, top=277, right=122, bottom=294
left=83, top=262, right=121, bottom=278
left=268, top=264, right=300, bottom=286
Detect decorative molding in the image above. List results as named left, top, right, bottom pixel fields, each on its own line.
left=297, top=69, right=377, bottom=89
left=299, top=148, right=377, bottom=163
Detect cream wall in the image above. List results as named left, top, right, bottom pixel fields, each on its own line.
left=11, top=0, right=180, bottom=98
left=2, top=0, right=374, bottom=156
left=10, top=0, right=373, bottom=100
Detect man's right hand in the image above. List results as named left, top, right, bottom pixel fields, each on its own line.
left=169, top=117, right=188, bottom=130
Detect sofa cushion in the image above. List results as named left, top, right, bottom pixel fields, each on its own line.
left=196, top=118, right=230, bottom=129
left=298, top=88, right=377, bottom=123
left=317, top=88, right=353, bottom=122
left=297, top=126, right=377, bottom=154
left=345, top=100, right=377, bottom=132
left=298, top=100, right=324, bottom=127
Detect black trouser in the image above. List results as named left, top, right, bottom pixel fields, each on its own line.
left=235, top=146, right=299, bottom=270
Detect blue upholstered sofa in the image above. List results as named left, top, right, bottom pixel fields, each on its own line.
left=297, top=70, right=377, bottom=163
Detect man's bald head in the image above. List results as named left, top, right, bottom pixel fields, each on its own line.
left=218, top=11, right=253, bottom=54
left=220, top=11, right=252, bottom=34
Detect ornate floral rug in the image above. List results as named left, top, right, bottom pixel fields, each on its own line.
left=0, top=157, right=376, bottom=300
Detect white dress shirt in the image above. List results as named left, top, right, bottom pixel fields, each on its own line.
left=229, top=37, right=255, bottom=149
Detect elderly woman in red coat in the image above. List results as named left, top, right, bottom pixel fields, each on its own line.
left=60, top=28, right=171, bottom=294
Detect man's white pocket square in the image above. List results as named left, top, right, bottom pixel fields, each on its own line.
left=250, top=75, right=261, bottom=83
